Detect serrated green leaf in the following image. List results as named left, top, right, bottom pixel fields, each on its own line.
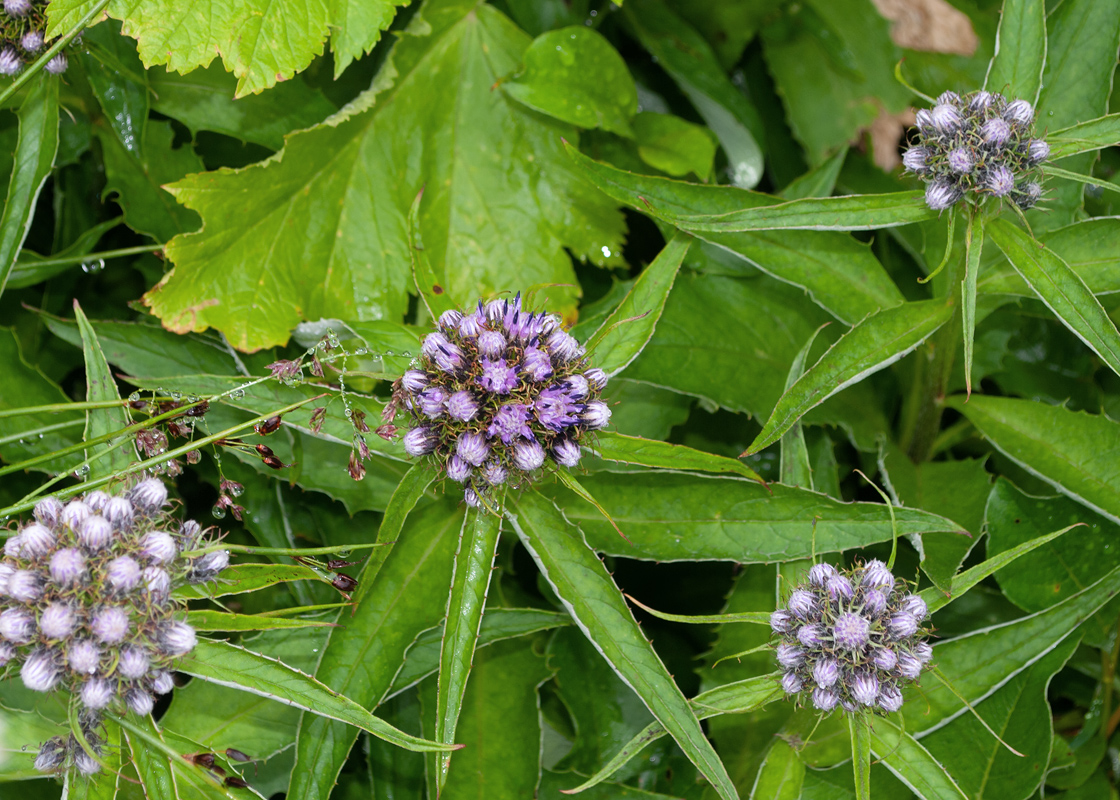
left=407, top=191, right=461, bottom=322
left=984, top=0, right=1046, bottom=104
left=870, top=716, right=967, bottom=800
left=749, top=739, right=805, bottom=800
left=47, top=0, right=404, bottom=97
left=647, top=191, right=935, bottom=233
left=123, top=717, right=178, bottom=800
left=624, top=0, right=764, bottom=188
left=504, top=26, right=637, bottom=136
left=978, top=218, right=1120, bottom=297
left=144, top=0, right=624, bottom=352
left=432, top=506, right=503, bottom=790
left=172, top=563, right=326, bottom=600
left=986, top=478, right=1120, bottom=647
left=746, top=300, right=954, bottom=455
left=0, top=76, right=58, bottom=299
left=945, top=394, right=1120, bottom=525
left=289, top=499, right=463, bottom=800
left=565, top=145, right=905, bottom=324
left=544, top=471, right=965, bottom=564
left=988, top=218, right=1120, bottom=380
left=74, top=301, right=134, bottom=481
left=0, top=705, right=68, bottom=779
left=149, top=63, right=335, bottom=150
left=181, top=639, right=455, bottom=753
left=1046, top=114, right=1120, bottom=160
left=586, top=231, right=690, bottom=376
left=591, top=431, right=763, bottom=482
left=507, top=489, right=738, bottom=800
left=633, top=112, right=718, bottom=179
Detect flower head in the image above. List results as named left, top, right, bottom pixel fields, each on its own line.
left=773, top=561, right=931, bottom=715
left=393, top=293, right=610, bottom=510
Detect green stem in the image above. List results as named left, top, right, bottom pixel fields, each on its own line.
left=0, top=398, right=149, bottom=419
left=183, top=542, right=389, bottom=558
left=0, top=0, right=111, bottom=108
left=20, top=243, right=163, bottom=268
left=0, top=418, right=83, bottom=447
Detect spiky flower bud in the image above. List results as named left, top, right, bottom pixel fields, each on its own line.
left=19, top=30, right=42, bottom=52
left=903, top=90, right=1048, bottom=210
left=393, top=293, right=611, bottom=510
left=44, top=53, right=68, bottom=75
left=1, top=481, right=230, bottom=750
left=773, top=560, right=932, bottom=715
left=2, top=0, right=30, bottom=16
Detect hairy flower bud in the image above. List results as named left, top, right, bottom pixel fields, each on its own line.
left=33, top=496, right=63, bottom=527
left=512, top=440, right=545, bottom=471
left=22, top=649, right=61, bottom=692
left=68, top=640, right=101, bottom=675
left=49, top=548, right=86, bottom=586
left=404, top=427, right=439, bottom=457
left=107, top=556, right=142, bottom=592
left=985, top=165, right=1015, bottom=196
left=20, top=523, right=56, bottom=557
left=782, top=671, right=803, bottom=694
left=80, top=678, right=113, bottom=710
left=1027, top=139, right=1050, bottom=164
left=947, top=148, right=973, bottom=174
left=40, top=603, right=76, bottom=640
left=118, top=645, right=150, bottom=680
left=91, top=607, right=130, bottom=644
left=0, top=607, right=35, bottom=643
left=79, top=517, right=113, bottom=552
left=447, top=391, right=479, bottom=421
left=981, top=117, right=1011, bottom=147
left=1004, top=99, right=1033, bottom=125
left=552, top=438, right=581, bottom=468
left=19, top=30, right=42, bottom=53
left=808, top=563, right=837, bottom=586
left=158, top=621, right=197, bottom=656
left=140, top=532, right=177, bottom=564
left=813, top=658, right=839, bottom=688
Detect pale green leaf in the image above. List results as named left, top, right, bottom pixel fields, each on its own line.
left=850, top=715, right=872, bottom=800
left=74, top=301, right=135, bottom=481
left=591, top=431, right=763, bottom=482
left=749, top=739, right=805, bottom=800
left=1047, top=114, right=1120, bottom=160
left=984, top=0, right=1046, bottom=104
left=633, top=112, right=718, bottom=179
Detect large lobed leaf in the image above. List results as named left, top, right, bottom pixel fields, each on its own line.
left=144, top=0, right=625, bottom=352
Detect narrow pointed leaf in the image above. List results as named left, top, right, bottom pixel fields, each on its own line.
left=984, top=0, right=1046, bottom=104
left=180, top=638, right=457, bottom=753
left=508, top=489, right=738, bottom=800
left=849, top=715, right=872, bottom=800
left=781, top=325, right=827, bottom=488
left=74, top=301, right=134, bottom=481
left=962, top=210, right=984, bottom=395
left=1047, top=114, right=1120, bottom=159
left=645, top=191, right=935, bottom=233
left=945, top=394, right=1120, bottom=525
left=746, top=300, right=953, bottom=455
left=563, top=674, right=785, bottom=793
left=564, top=143, right=905, bottom=324
left=433, top=506, right=504, bottom=790
left=123, top=718, right=179, bottom=800
left=586, top=231, right=690, bottom=376
left=185, top=609, right=339, bottom=632
left=749, top=739, right=805, bottom=800
left=592, top=431, right=762, bottom=482
left=65, top=718, right=121, bottom=800
left=0, top=76, right=58, bottom=299
left=173, top=563, right=325, bottom=600
left=871, top=716, right=968, bottom=800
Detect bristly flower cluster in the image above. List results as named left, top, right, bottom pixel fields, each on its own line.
left=0, top=0, right=71, bottom=76
left=771, top=560, right=932, bottom=714
left=392, top=293, right=611, bottom=510
left=904, top=90, right=1048, bottom=211
left=0, top=480, right=230, bottom=776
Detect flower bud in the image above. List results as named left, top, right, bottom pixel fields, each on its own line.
left=78, top=517, right=113, bottom=552
left=151, top=670, right=175, bottom=695
left=781, top=672, right=803, bottom=694
left=584, top=368, right=607, bottom=390
left=34, top=737, right=67, bottom=773
left=2, top=535, right=22, bottom=558
left=0, top=607, right=35, bottom=643
left=985, top=165, right=1015, bottom=196
left=981, top=117, right=1011, bottom=147
left=808, top=563, right=837, bottom=586
left=19, top=30, right=42, bottom=53
left=827, top=574, right=854, bottom=602
left=861, top=588, right=887, bottom=616
left=850, top=673, right=879, bottom=706
left=32, top=496, right=63, bottom=527
left=480, top=462, right=508, bottom=486
left=787, top=590, right=815, bottom=619
left=582, top=401, right=612, bottom=430
left=85, top=491, right=110, bottom=512
left=833, top=612, right=870, bottom=650
left=0, top=46, right=21, bottom=76
left=158, top=621, right=197, bottom=656
left=191, top=550, right=230, bottom=580
left=552, top=438, right=581, bottom=468
left=479, top=358, right=518, bottom=393
left=888, top=612, right=920, bottom=639
left=812, top=688, right=838, bottom=711
left=68, top=640, right=101, bottom=675
left=512, top=440, right=545, bottom=471
left=477, top=330, right=507, bottom=358
left=458, top=313, right=484, bottom=338
left=19, top=523, right=55, bottom=557
left=73, top=745, right=100, bottom=776
left=872, top=647, right=897, bottom=671
left=143, top=567, right=171, bottom=597
left=126, top=688, right=154, bottom=716
left=878, top=684, right=904, bottom=712
left=447, top=391, right=479, bottom=421
left=776, top=643, right=803, bottom=669
left=437, top=309, right=463, bottom=330
left=61, top=501, right=92, bottom=531
left=130, top=478, right=169, bottom=513
left=8, top=569, right=43, bottom=602
left=463, top=487, right=481, bottom=508
left=913, top=641, right=934, bottom=663
left=797, top=623, right=823, bottom=647
left=897, top=653, right=923, bottom=680
left=1004, top=99, right=1033, bottom=125
left=547, top=329, right=581, bottom=362
left=446, top=456, right=472, bottom=483
left=947, top=148, right=973, bottom=174
left=3, top=0, right=31, bottom=16
left=1027, top=139, right=1050, bottom=164
left=118, top=645, right=150, bottom=680
left=21, top=649, right=61, bottom=692
left=968, top=91, right=993, bottom=111
left=936, top=90, right=960, bottom=105
left=40, top=603, right=76, bottom=640
left=401, top=370, right=428, bottom=393
left=178, top=520, right=203, bottom=549
left=104, top=497, right=134, bottom=530
left=91, top=607, right=130, bottom=644
left=860, top=560, right=894, bottom=590
left=48, top=548, right=86, bottom=586
left=403, top=426, right=439, bottom=457
left=565, top=374, right=590, bottom=400
left=417, top=387, right=447, bottom=418
left=522, top=348, right=553, bottom=382
left=1015, top=182, right=1042, bottom=209
left=456, top=432, right=490, bottom=466
left=107, top=556, right=142, bottom=592
left=140, top=532, right=177, bottom=564
left=0, top=641, right=15, bottom=666
left=925, top=181, right=962, bottom=211
left=80, top=678, right=113, bottom=710
left=928, top=104, right=960, bottom=134
left=813, top=658, right=839, bottom=688
left=903, top=594, right=928, bottom=619
left=770, top=609, right=791, bottom=634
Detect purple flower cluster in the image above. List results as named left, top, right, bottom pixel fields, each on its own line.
left=771, top=560, right=932, bottom=714
left=0, top=0, right=70, bottom=77
left=395, top=294, right=611, bottom=509
left=0, top=480, right=230, bottom=776
left=904, top=90, right=1047, bottom=211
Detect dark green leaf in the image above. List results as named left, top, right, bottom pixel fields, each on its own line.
left=962, top=210, right=984, bottom=395
left=850, top=714, right=872, bottom=800
left=185, top=609, right=338, bottom=632
left=984, top=0, right=1046, bottom=104
left=633, top=112, right=718, bottom=179
left=591, top=431, right=763, bottom=482
left=871, top=716, right=967, bottom=800
left=172, top=563, right=326, bottom=600
left=749, top=739, right=805, bottom=800
left=73, top=301, right=134, bottom=481
left=1047, top=114, right=1120, bottom=160
left=978, top=218, right=1120, bottom=297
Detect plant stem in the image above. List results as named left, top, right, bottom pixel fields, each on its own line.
left=20, top=243, right=163, bottom=268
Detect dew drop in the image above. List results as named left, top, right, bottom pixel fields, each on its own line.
left=128, top=392, right=141, bottom=402
left=231, top=389, right=246, bottom=398
left=211, top=505, right=227, bottom=520
left=80, top=258, right=106, bottom=274
left=228, top=484, right=244, bottom=498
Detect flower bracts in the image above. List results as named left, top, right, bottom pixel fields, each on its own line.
left=395, top=294, right=611, bottom=509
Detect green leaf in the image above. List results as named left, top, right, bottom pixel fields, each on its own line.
left=181, top=638, right=455, bottom=753
left=0, top=76, right=58, bottom=298
left=984, top=0, right=1046, bottom=104
left=565, top=145, right=905, bottom=324
left=749, top=739, right=805, bottom=800
left=1034, top=0, right=1120, bottom=228
left=507, top=489, right=738, bottom=800
left=633, top=112, right=718, bottom=179
left=586, top=231, right=690, bottom=376
left=73, top=301, right=134, bottom=482
left=289, top=499, right=464, bottom=800
left=434, top=637, right=555, bottom=800
left=945, top=394, right=1120, bottom=525
left=185, top=609, right=338, bottom=632
left=145, top=0, right=624, bottom=352
left=544, top=471, right=965, bottom=563
left=624, top=0, right=764, bottom=188
left=96, top=119, right=203, bottom=241
left=780, top=325, right=827, bottom=489
left=149, top=63, right=335, bottom=150
left=746, top=300, right=954, bottom=455
left=988, top=218, right=1120, bottom=380
left=407, top=191, right=461, bottom=322
left=849, top=714, right=872, bottom=800
left=123, top=716, right=179, bottom=800
left=645, top=191, right=936, bottom=233
left=8, top=217, right=122, bottom=289
left=962, top=210, right=984, bottom=395
left=1047, top=114, right=1120, bottom=160
left=985, top=478, right=1120, bottom=647
left=64, top=718, right=121, bottom=800
left=504, top=26, right=637, bottom=136
left=172, top=563, right=326, bottom=600
left=386, top=608, right=571, bottom=697
left=779, top=146, right=847, bottom=201
left=82, top=18, right=149, bottom=157
left=870, top=716, right=967, bottom=800
left=432, top=507, right=504, bottom=791
left=978, top=218, right=1120, bottom=297
left=47, top=0, right=405, bottom=97
left=591, top=431, right=763, bottom=482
